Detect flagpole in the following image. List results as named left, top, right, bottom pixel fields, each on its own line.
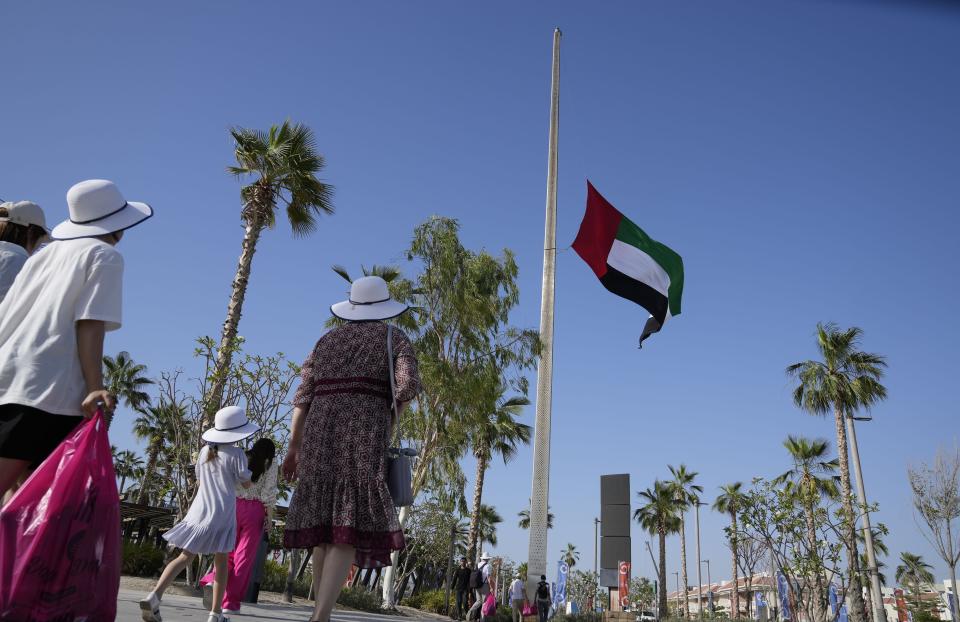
left=527, top=26, right=561, bottom=597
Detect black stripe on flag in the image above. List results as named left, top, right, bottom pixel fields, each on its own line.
left=599, top=264, right=669, bottom=325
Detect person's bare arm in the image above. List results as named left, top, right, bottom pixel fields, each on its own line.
left=77, top=320, right=115, bottom=417
left=282, top=405, right=308, bottom=481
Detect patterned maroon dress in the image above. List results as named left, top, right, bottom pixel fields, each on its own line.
left=283, top=321, right=421, bottom=568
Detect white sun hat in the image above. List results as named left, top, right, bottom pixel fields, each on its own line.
left=480, top=551, right=492, bottom=561
left=330, top=275, right=408, bottom=321
left=202, top=405, right=260, bottom=444
left=51, top=179, right=153, bottom=240
left=0, top=201, right=48, bottom=231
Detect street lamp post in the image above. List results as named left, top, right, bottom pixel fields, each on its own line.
left=702, top=560, right=713, bottom=616
left=594, top=518, right=601, bottom=578
left=696, top=502, right=704, bottom=620
left=846, top=413, right=887, bottom=622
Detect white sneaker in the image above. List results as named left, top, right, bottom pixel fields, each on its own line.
left=139, top=592, right=162, bottom=622
left=207, top=614, right=230, bottom=622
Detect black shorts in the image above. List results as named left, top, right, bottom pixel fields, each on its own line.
left=0, top=403, right=83, bottom=469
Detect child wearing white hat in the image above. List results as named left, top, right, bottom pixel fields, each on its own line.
left=0, top=180, right=152, bottom=501
left=0, top=200, right=48, bottom=303
left=140, top=405, right=260, bottom=622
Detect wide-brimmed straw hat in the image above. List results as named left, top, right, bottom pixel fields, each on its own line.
left=202, top=405, right=260, bottom=444
left=331, top=275, right=408, bottom=321
left=51, top=179, right=152, bottom=240
left=480, top=551, right=492, bottom=561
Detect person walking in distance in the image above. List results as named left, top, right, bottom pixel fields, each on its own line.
left=453, top=558, right=473, bottom=620
left=510, top=573, right=526, bottom=622
left=466, top=552, right=493, bottom=621
left=139, top=406, right=259, bottom=622
left=0, top=180, right=152, bottom=500
left=535, top=574, right=552, bottom=622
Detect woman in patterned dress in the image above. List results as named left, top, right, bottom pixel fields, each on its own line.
left=283, top=276, right=421, bottom=622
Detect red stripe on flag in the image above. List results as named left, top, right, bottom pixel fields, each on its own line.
left=572, top=181, right=623, bottom=278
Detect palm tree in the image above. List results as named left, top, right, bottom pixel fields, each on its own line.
left=519, top=500, right=555, bottom=529
left=132, top=403, right=177, bottom=504
left=896, top=552, right=934, bottom=612
left=635, top=480, right=683, bottom=616
left=114, top=449, right=144, bottom=495
left=103, top=351, right=153, bottom=428
left=669, top=464, right=703, bottom=618
left=465, top=390, right=531, bottom=562
left=787, top=323, right=887, bottom=622
left=475, top=504, right=502, bottom=555
left=561, top=543, right=580, bottom=568
left=205, top=121, right=334, bottom=425
left=713, top=483, right=745, bottom=620
left=774, top=436, right=840, bottom=622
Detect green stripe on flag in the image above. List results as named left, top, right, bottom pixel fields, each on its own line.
left=615, top=216, right=684, bottom=316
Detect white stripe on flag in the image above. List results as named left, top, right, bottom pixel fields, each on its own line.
left=607, top=239, right=671, bottom=298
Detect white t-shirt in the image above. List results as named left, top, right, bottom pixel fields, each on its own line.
left=0, top=238, right=123, bottom=416
left=0, top=241, right=28, bottom=303
left=510, top=578, right=525, bottom=600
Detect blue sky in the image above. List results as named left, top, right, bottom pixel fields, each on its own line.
left=2, top=0, right=959, bottom=586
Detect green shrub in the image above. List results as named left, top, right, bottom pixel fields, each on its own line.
left=260, top=559, right=312, bottom=597
left=122, top=541, right=166, bottom=577
left=404, top=588, right=447, bottom=613
left=338, top=586, right=383, bottom=612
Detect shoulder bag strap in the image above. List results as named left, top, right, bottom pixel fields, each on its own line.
left=387, top=324, right=398, bottom=421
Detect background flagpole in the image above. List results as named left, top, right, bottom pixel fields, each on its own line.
left=527, top=26, right=561, bottom=596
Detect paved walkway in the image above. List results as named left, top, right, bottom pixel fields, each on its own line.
left=117, top=589, right=425, bottom=622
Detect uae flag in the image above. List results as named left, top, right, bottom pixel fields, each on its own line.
left=572, top=181, right=684, bottom=346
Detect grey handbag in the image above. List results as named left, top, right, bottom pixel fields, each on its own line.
left=386, top=325, right=417, bottom=507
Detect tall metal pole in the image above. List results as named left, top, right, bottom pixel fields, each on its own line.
left=696, top=503, right=704, bottom=620
left=527, top=26, right=561, bottom=598
left=594, top=518, right=601, bottom=577
left=674, top=572, right=681, bottom=615
left=702, top=560, right=712, bottom=615
left=846, top=416, right=887, bottom=622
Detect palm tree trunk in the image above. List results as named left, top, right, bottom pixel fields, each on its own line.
left=467, top=451, right=488, bottom=563
left=205, top=216, right=264, bottom=426
left=806, top=502, right=828, bottom=622
left=680, top=511, right=690, bottom=617
left=834, top=406, right=866, bottom=622
left=731, top=512, right=740, bottom=619
left=119, top=475, right=127, bottom=495
left=136, top=445, right=160, bottom=505
left=659, top=526, right=669, bottom=617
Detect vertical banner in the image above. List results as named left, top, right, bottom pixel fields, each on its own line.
left=838, top=605, right=848, bottom=622
left=755, top=591, right=767, bottom=621
left=554, top=561, right=569, bottom=611
left=618, top=562, right=631, bottom=609
left=777, top=573, right=791, bottom=621
left=895, top=589, right=908, bottom=622
left=829, top=583, right=838, bottom=617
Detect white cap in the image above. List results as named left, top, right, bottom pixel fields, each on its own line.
left=0, top=201, right=48, bottom=231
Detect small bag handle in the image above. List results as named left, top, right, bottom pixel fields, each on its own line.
left=387, top=324, right=398, bottom=421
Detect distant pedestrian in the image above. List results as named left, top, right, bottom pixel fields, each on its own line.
left=0, top=200, right=47, bottom=303
left=200, top=437, right=278, bottom=614
left=453, top=558, right=473, bottom=620
left=535, top=575, right=552, bottom=622
left=0, top=180, right=152, bottom=500
left=139, top=406, right=259, bottom=622
left=510, top=573, right=526, bottom=622
left=282, top=276, right=421, bottom=622
left=466, top=552, right=493, bottom=621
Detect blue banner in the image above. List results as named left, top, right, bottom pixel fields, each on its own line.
left=839, top=605, right=848, bottom=622
left=829, top=583, right=838, bottom=617
left=554, top=561, right=569, bottom=610
left=777, top=572, right=791, bottom=621
left=755, top=591, right=767, bottom=620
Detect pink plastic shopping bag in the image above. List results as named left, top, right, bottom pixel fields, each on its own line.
left=0, top=411, right=121, bottom=621
left=482, top=592, right=497, bottom=617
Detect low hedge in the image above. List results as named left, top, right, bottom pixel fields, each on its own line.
left=122, top=541, right=166, bottom=577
